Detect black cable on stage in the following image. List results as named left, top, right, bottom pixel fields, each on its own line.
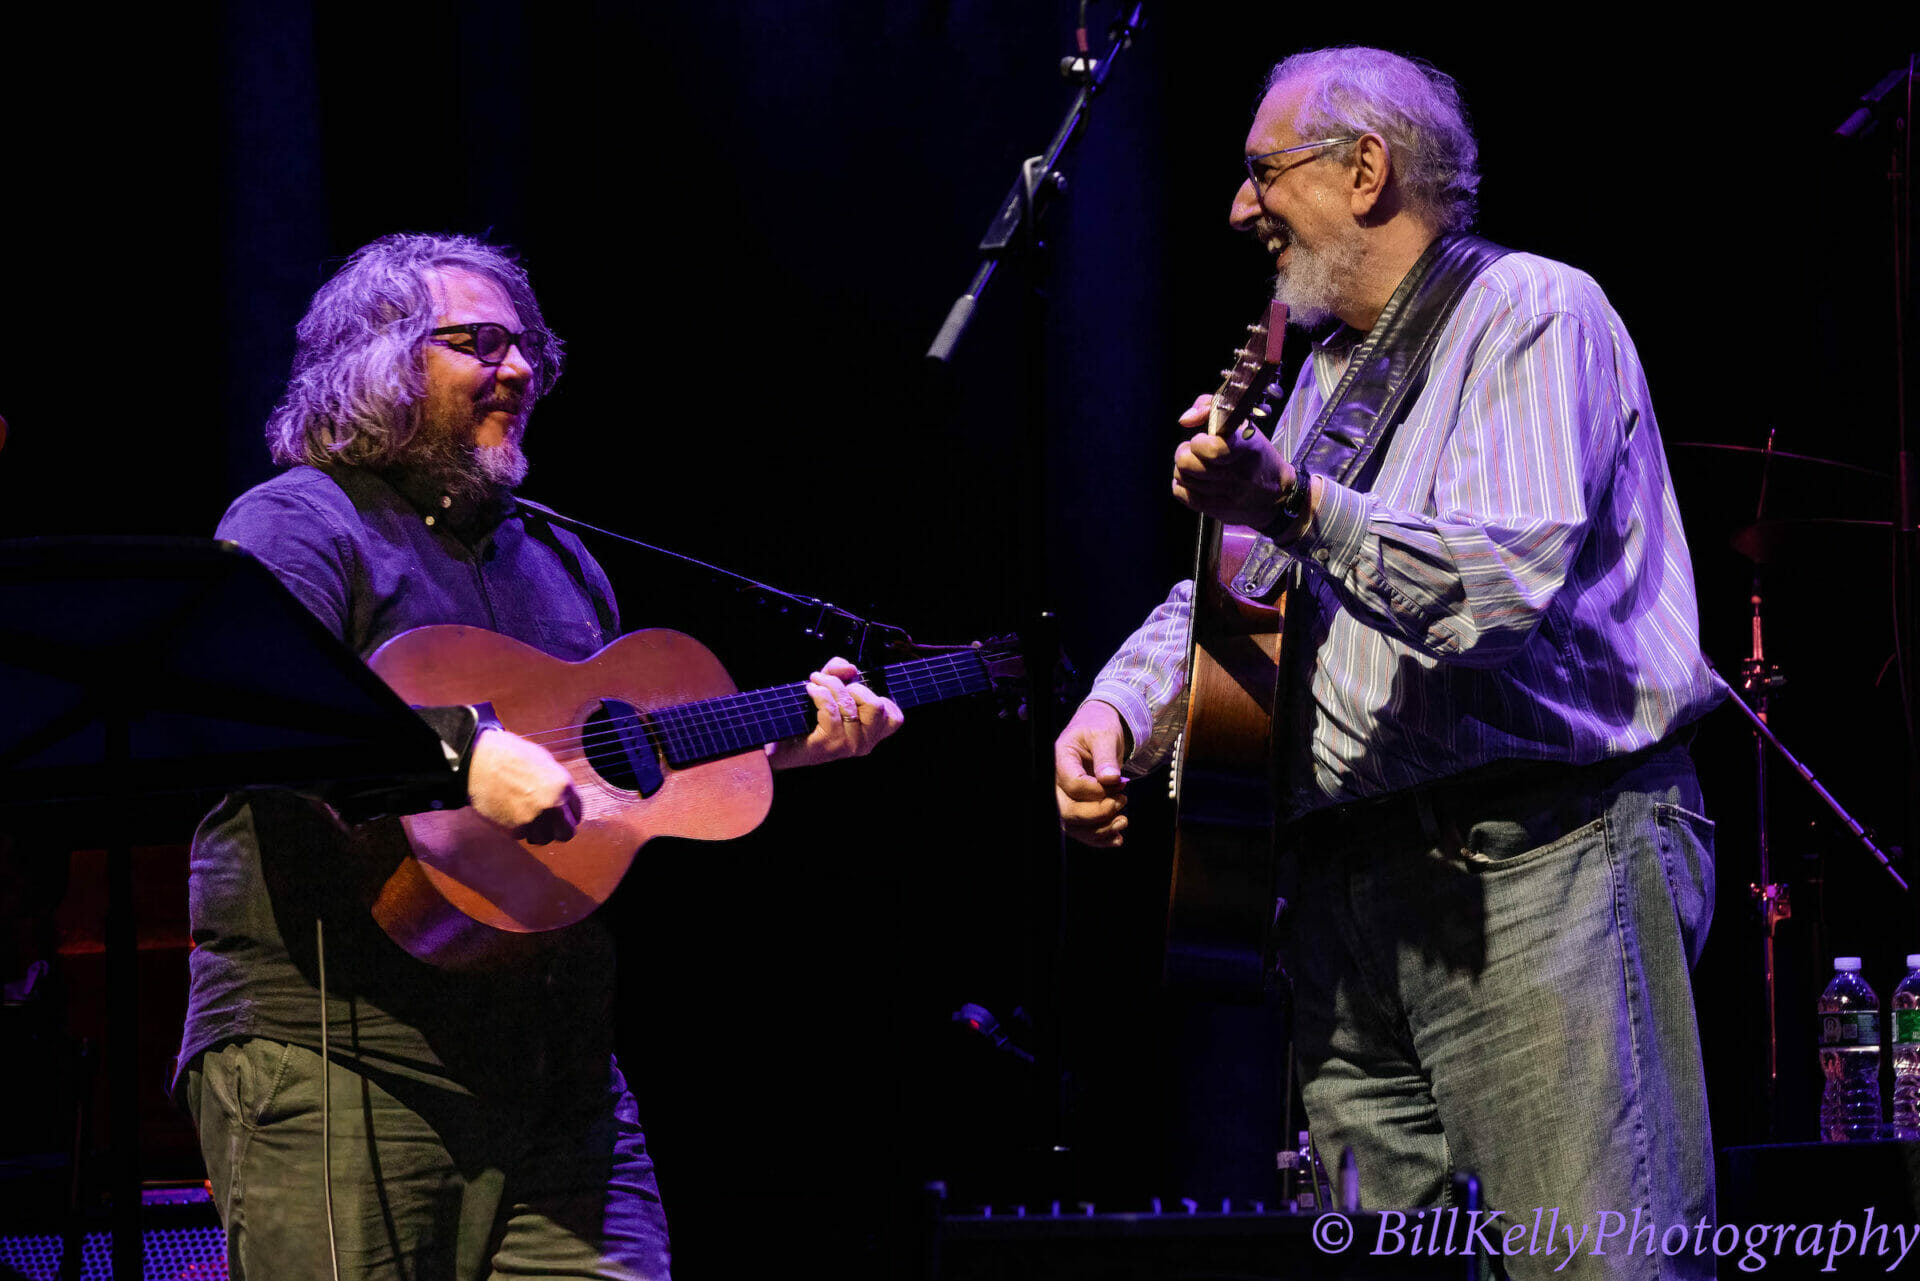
left=317, top=918, right=342, bottom=1281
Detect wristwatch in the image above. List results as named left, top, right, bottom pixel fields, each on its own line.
left=1269, top=469, right=1313, bottom=535
left=455, top=701, right=504, bottom=778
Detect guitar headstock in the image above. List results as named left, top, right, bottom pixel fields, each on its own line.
left=885, top=634, right=1076, bottom=720
left=1207, top=300, right=1289, bottom=440
left=970, top=635, right=1030, bottom=695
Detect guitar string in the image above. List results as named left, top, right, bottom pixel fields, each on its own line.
left=505, top=656, right=993, bottom=747
left=494, top=656, right=995, bottom=761
left=515, top=665, right=989, bottom=750
left=480, top=654, right=999, bottom=819
left=504, top=652, right=987, bottom=736
left=523, top=674, right=993, bottom=762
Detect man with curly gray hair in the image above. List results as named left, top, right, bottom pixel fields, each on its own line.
left=263, top=234, right=563, bottom=493
left=175, top=233, right=902, bottom=1280
left=1058, top=48, right=1719, bottom=1278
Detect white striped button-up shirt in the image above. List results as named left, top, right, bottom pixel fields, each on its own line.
left=1087, top=251, right=1723, bottom=815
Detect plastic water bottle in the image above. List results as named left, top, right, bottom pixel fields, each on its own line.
left=1819, top=957, right=1882, bottom=1142
left=1893, top=955, right=1920, bottom=1140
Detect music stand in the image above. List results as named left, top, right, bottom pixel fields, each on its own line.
left=0, top=537, right=454, bottom=1279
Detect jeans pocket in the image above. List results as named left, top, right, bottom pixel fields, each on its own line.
left=1457, top=814, right=1605, bottom=872
left=1654, top=802, right=1715, bottom=969
left=230, top=1039, right=300, bottom=1129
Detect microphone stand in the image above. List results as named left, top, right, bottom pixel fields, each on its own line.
left=1714, top=671, right=1908, bottom=895
left=924, top=3, right=1148, bottom=1198
left=517, top=498, right=917, bottom=664
left=1835, top=58, right=1920, bottom=883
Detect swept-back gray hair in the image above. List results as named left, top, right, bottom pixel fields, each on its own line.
left=264, top=233, right=565, bottom=468
left=1265, top=47, right=1479, bottom=235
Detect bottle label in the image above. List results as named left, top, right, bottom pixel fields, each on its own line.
left=1896, top=1011, right=1920, bottom=1045
left=1821, top=1012, right=1880, bottom=1048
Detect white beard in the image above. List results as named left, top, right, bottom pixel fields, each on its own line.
left=1261, top=217, right=1364, bottom=330
left=471, top=439, right=530, bottom=493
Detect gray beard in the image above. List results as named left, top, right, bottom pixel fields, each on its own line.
left=403, top=428, right=529, bottom=502
left=1267, top=225, right=1364, bottom=330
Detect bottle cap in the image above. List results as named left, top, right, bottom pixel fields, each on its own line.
left=1908, top=954, right=1920, bottom=968
left=1836, top=957, right=1863, bottom=970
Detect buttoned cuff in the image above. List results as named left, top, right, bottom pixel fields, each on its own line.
left=330, top=704, right=485, bottom=823
left=1081, top=687, right=1148, bottom=769
left=1291, top=474, right=1370, bottom=577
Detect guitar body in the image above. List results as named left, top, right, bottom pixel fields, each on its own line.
left=1166, top=529, right=1285, bottom=996
left=367, top=626, right=773, bottom=969
left=362, top=624, right=1019, bottom=969
left=1165, top=303, right=1291, bottom=999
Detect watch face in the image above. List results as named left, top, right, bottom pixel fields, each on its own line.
left=1281, top=473, right=1310, bottom=519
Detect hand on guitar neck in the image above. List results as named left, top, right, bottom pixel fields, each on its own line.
left=764, top=655, right=906, bottom=770
left=1171, top=393, right=1314, bottom=538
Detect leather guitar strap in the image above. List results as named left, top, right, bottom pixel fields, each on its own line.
left=1229, top=234, right=1511, bottom=837
left=1230, top=233, right=1511, bottom=601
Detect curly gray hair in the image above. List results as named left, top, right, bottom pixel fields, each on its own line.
left=264, top=233, right=565, bottom=468
left=1265, top=47, right=1480, bottom=235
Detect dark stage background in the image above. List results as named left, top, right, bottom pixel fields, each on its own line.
left=3, top=4, right=1917, bottom=1275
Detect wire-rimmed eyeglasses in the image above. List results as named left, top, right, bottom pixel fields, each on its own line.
left=1242, top=136, right=1362, bottom=191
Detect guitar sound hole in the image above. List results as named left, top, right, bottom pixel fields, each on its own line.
left=581, top=699, right=664, bottom=797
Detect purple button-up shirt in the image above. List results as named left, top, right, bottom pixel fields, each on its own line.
left=177, top=465, right=622, bottom=1095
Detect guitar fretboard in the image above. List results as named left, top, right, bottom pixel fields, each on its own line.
left=653, top=649, right=996, bottom=768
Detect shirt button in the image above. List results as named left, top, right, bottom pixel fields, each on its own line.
left=1314, top=548, right=1329, bottom=562
left=440, top=495, right=452, bottom=508
left=424, top=515, right=436, bottom=527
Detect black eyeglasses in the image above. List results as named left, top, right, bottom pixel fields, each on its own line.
left=429, top=323, right=542, bottom=367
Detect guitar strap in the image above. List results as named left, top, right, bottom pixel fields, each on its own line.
left=1229, top=233, right=1511, bottom=601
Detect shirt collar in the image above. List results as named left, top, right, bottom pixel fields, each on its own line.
left=373, top=465, right=518, bottom=545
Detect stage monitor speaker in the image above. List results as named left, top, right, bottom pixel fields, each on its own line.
left=1719, top=1141, right=1920, bottom=1279
left=0, top=1186, right=226, bottom=1281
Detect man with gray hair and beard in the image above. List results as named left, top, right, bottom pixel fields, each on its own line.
left=1055, top=47, right=1721, bottom=1279
left=174, top=233, right=903, bottom=1280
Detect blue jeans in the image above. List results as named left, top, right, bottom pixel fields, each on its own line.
left=1286, top=745, right=1716, bottom=1280
left=185, top=1040, right=671, bottom=1280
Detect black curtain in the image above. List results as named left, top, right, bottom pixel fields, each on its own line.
left=3, top=6, right=1914, bottom=1273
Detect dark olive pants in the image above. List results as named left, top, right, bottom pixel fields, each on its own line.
left=185, top=1040, right=670, bottom=1280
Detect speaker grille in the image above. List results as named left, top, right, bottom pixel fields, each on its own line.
left=0, top=1224, right=228, bottom=1281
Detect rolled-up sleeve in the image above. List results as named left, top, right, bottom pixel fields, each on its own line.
left=1084, top=579, right=1196, bottom=775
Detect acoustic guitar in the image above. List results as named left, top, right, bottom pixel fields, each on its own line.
left=364, top=625, right=1021, bottom=968
left=1165, top=301, right=1291, bottom=997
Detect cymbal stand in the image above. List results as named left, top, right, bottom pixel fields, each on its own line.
left=1740, top=569, right=1790, bottom=1134
left=1718, top=660, right=1911, bottom=1140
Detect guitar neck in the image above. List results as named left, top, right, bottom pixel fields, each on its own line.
left=651, top=650, right=994, bottom=768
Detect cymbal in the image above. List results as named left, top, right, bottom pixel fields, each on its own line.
left=1731, top=518, right=1893, bottom=564
left=1673, top=441, right=1889, bottom=481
